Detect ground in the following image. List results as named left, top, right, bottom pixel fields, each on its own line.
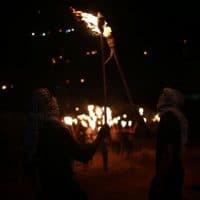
left=0, top=112, right=200, bottom=200
left=75, top=139, right=200, bottom=200
left=1, top=138, right=200, bottom=200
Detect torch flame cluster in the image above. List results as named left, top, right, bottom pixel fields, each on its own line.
left=70, top=7, right=112, bottom=38
left=63, top=105, right=160, bottom=128
left=64, top=104, right=115, bottom=131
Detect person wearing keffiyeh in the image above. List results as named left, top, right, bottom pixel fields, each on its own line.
left=148, top=87, right=189, bottom=200
left=23, top=88, right=109, bottom=200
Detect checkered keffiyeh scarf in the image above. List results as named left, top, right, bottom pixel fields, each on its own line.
left=24, top=88, right=60, bottom=164
left=157, top=88, right=189, bottom=153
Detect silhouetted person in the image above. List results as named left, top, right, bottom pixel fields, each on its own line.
left=99, top=135, right=110, bottom=171
left=148, top=87, right=188, bottom=200
left=23, top=88, right=109, bottom=200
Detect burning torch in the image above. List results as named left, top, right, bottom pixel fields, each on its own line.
left=70, top=6, right=148, bottom=130
left=71, top=7, right=111, bottom=124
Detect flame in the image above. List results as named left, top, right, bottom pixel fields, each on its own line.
left=71, top=7, right=112, bottom=37
left=139, top=107, right=144, bottom=116
left=63, top=116, right=73, bottom=126
left=152, top=113, right=160, bottom=122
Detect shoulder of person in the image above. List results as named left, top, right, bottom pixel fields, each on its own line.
left=160, top=111, right=180, bottom=130
left=44, top=119, right=70, bottom=133
left=162, top=111, right=178, bottom=121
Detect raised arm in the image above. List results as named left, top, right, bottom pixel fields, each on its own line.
left=62, top=124, right=110, bottom=163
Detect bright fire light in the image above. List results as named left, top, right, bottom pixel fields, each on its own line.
left=143, top=117, right=147, bottom=123
left=144, top=50, right=148, bottom=56
left=139, top=107, right=144, bottom=116
left=62, top=104, right=158, bottom=137
left=71, top=7, right=112, bottom=37
left=152, top=113, right=160, bottom=122
left=63, top=116, right=73, bottom=126
left=1, top=85, right=7, bottom=90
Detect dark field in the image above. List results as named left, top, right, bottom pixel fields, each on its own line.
left=0, top=112, right=200, bottom=200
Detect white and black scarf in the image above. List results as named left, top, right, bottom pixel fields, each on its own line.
left=157, top=88, right=189, bottom=153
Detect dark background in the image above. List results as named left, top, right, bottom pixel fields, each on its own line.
left=0, top=0, right=199, bottom=137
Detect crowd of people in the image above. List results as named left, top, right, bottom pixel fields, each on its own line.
left=22, top=86, right=188, bottom=200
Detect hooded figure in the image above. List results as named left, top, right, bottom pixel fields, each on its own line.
left=23, top=88, right=109, bottom=200
left=24, top=88, right=60, bottom=167
left=149, top=87, right=188, bottom=200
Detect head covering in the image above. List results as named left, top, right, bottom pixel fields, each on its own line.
left=157, top=87, right=184, bottom=110
left=157, top=87, right=188, bottom=152
left=24, top=88, right=60, bottom=164
left=28, top=88, right=60, bottom=118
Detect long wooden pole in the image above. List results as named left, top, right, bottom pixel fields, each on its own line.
left=100, top=33, right=107, bottom=124
left=98, top=13, right=107, bottom=124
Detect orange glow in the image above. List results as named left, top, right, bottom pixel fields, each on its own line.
left=51, top=58, right=56, bottom=64
left=71, top=7, right=112, bottom=37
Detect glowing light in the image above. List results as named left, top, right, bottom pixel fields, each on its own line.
left=65, top=29, right=71, bottom=33
left=73, top=118, right=78, bottom=125
left=63, top=116, right=73, bottom=126
left=1, top=85, right=7, bottom=90
left=122, top=114, right=127, bottom=119
left=75, top=107, right=80, bottom=111
left=51, top=58, right=56, bottom=64
left=183, top=39, right=187, bottom=44
left=95, top=106, right=103, bottom=119
left=59, top=55, right=63, bottom=59
left=71, top=7, right=112, bottom=37
left=42, top=32, right=46, bottom=37
left=81, top=120, right=88, bottom=128
left=91, top=50, right=97, bottom=55
left=152, top=113, right=160, bottom=122
left=144, top=50, right=148, bottom=56
left=31, top=32, right=35, bottom=36
left=112, top=117, right=120, bottom=124
left=80, top=78, right=85, bottom=83
left=65, top=28, right=75, bottom=33
left=139, top=107, right=144, bottom=116
left=121, top=120, right=127, bottom=128
left=86, top=50, right=97, bottom=55
left=101, top=106, right=112, bottom=125
left=60, top=103, right=159, bottom=141
left=128, top=120, right=132, bottom=127
left=88, top=105, right=95, bottom=112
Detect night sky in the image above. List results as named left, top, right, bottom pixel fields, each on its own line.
left=1, top=1, right=200, bottom=114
